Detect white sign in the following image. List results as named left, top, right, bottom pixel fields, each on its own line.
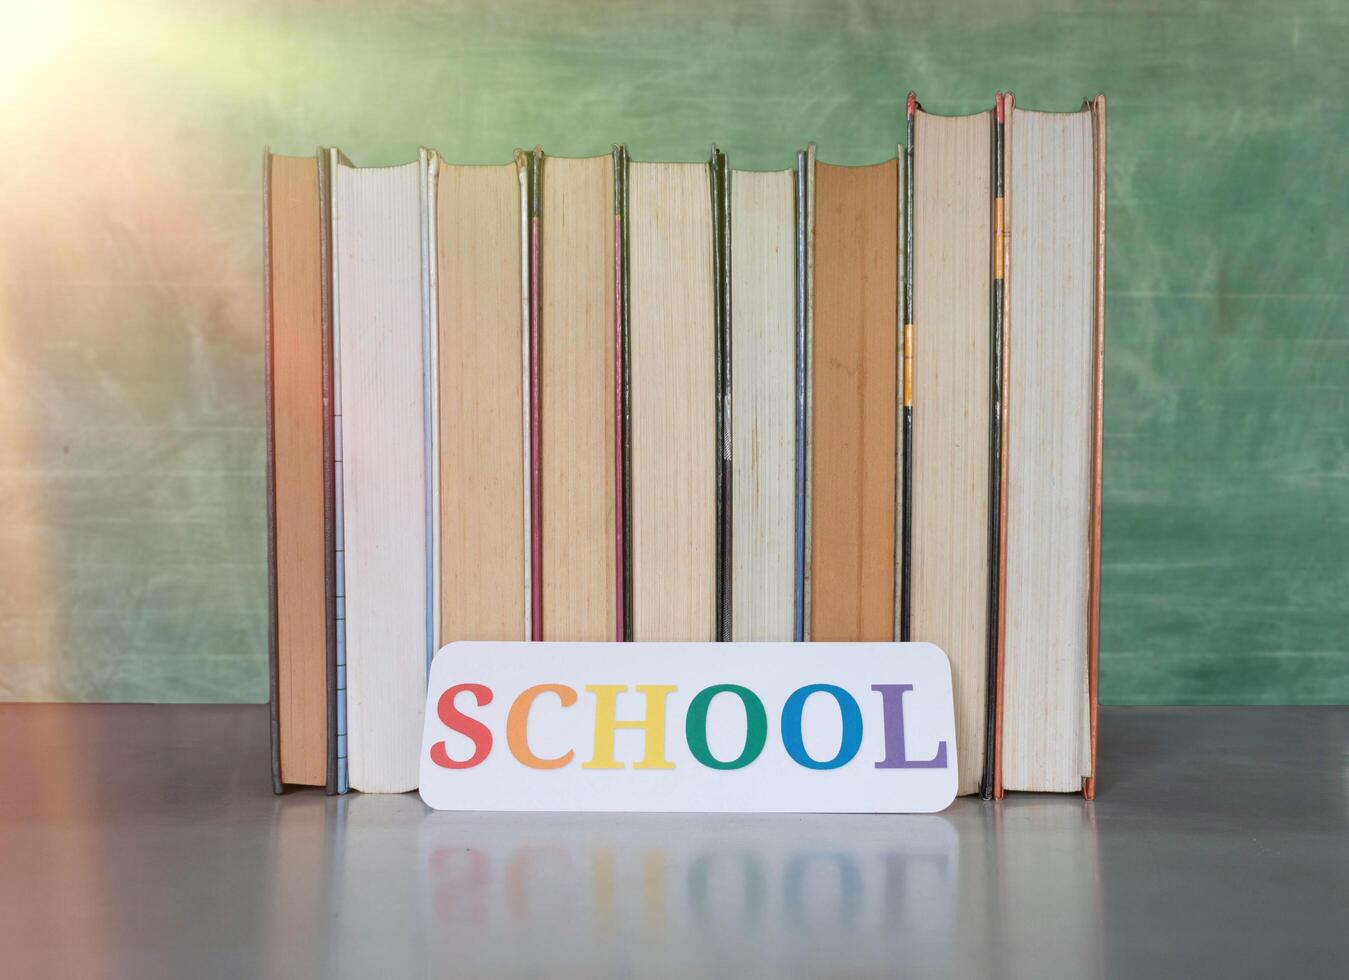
left=418, top=641, right=957, bottom=814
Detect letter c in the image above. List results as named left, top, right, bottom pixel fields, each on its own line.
left=507, top=684, right=577, bottom=769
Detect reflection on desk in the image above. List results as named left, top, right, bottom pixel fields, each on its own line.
left=4, top=704, right=1346, bottom=978
left=264, top=793, right=1102, bottom=976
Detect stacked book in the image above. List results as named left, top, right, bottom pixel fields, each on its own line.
left=264, top=93, right=1106, bottom=801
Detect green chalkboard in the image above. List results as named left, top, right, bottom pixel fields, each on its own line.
left=0, top=0, right=1344, bottom=703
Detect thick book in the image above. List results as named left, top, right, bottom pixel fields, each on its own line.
left=330, top=153, right=429, bottom=794
left=808, top=156, right=899, bottom=642
left=910, top=102, right=996, bottom=797
left=628, top=159, right=717, bottom=641
left=428, top=153, right=529, bottom=649
left=729, top=166, right=797, bottom=641
left=538, top=153, right=620, bottom=640
left=264, top=150, right=338, bottom=793
left=995, top=94, right=1105, bottom=798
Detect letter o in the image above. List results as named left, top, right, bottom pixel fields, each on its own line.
left=780, top=684, right=863, bottom=770
left=686, top=684, right=768, bottom=770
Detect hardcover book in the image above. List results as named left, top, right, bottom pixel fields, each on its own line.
left=330, top=152, right=428, bottom=794
left=995, top=94, right=1105, bottom=798
left=627, top=159, right=718, bottom=642
left=538, top=152, right=620, bottom=640
left=729, top=165, right=797, bottom=641
left=264, top=150, right=338, bottom=793
left=428, top=153, right=530, bottom=649
left=809, top=155, right=899, bottom=643
left=910, top=101, right=996, bottom=797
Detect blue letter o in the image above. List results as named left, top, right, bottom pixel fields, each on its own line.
left=781, top=685, right=863, bottom=770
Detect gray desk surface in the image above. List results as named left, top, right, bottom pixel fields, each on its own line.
left=1, top=705, right=1345, bottom=978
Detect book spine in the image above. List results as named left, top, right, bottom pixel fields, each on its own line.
left=329, top=148, right=349, bottom=796
left=981, top=95, right=1007, bottom=802
left=529, top=149, right=544, bottom=640
left=263, top=149, right=283, bottom=795
left=419, top=149, right=438, bottom=671
left=612, top=145, right=628, bottom=642
left=1085, top=93, right=1106, bottom=801
left=793, top=151, right=808, bottom=643
left=317, top=147, right=340, bottom=795
left=516, top=150, right=533, bottom=642
left=710, top=147, right=733, bottom=642
left=892, top=144, right=903, bottom=645
left=620, top=149, right=634, bottom=641
left=900, top=96, right=915, bottom=643
left=801, top=143, right=816, bottom=641
left=993, top=95, right=1013, bottom=801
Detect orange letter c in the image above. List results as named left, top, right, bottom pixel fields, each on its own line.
left=507, top=684, right=577, bottom=769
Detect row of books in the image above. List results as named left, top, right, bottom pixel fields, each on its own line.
left=265, top=93, right=1106, bottom=800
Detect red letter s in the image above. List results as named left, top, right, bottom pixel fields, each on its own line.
left=431, top=684, right=494, bottom=769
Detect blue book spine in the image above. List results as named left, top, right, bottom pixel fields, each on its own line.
left=335, top=438, right=349, bottom=793
left=332, top=170, right=350, bottom=794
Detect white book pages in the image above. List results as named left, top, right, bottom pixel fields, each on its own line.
left=629, top=162, right=717, bottom=641
left=912, top=109, right=994, bottom=796
left=730, top=169, right=796, bottom=641
left=1002, top=105, right=1095, bottom=792
left=332, top=159, right=428, bottom=794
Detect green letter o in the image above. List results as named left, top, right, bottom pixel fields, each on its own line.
left=686, top=684, right=768, bottom=770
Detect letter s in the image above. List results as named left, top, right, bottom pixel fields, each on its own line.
left=431, top=683, right=494, bottom=769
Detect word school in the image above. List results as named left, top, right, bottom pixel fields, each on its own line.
left=417, top=641, right=959, bottom=813
left=432, top=681, right=949, bottom=772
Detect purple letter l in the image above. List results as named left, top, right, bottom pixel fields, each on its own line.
left=872, top=684, right=948, bottom=769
